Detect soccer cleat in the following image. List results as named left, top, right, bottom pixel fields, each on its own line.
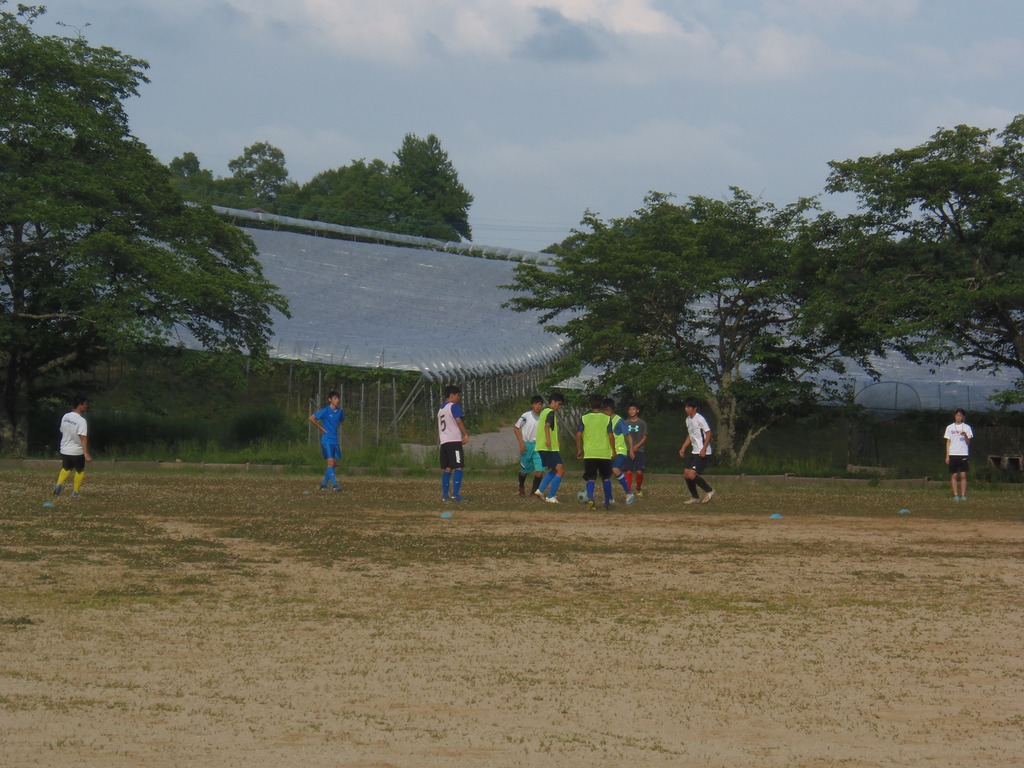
left=544, top=496, right=559, bottom=504
left=452, top=496, right=465, bottom=503
left=518, top=487, right=526, bottom=496
left=534, top=490, right=545, bottom=500
left=332, top=486, right=341, bottom=493
left=587, top=500, right=595, bottom=510
left=442, top=496, right=451, bottom=503
left=683, top=497, right=700, bottom=505
left=71, top=492, right=80, bottom=498
left=320, top=485, right=329, bottom=491
left=625, top=493, right=635, bottom=505
left=635, top=490, right=644, bottom=498
left=702, top=490, right=716, bottom=504
left=53, top=484, right=62, bottom=497
left=603, top=500, right=611, bottom=510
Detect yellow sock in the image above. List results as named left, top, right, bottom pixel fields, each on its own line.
left=73, top=471, right=85, bottom=493
left=57, top=468, right=72, bottom=487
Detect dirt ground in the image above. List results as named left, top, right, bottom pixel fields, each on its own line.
left=1, top=473, right=1023, bottom=767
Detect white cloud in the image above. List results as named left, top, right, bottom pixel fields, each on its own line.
left=717, top=24, right=823, bottom=81
left=198, top=0, right=689, bottom=61
left=772, top=0, right=921, bottom=24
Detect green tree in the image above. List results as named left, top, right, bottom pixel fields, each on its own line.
left=390, top=133, right=473, bottom=242
left=506, top=190, right=841, bottom=466
left=0, top=3, right=290, bottom=454
left=289, top=158, right=395, bottom=229
left=227, top=141, right=293, bottom=202
left=817, top=116, right=1024, bottom=403
left=168, top=151, right=216, bottom=199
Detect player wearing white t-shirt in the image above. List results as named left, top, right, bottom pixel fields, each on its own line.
left=679, top=396, right=715, bottom=504
left=943, top=408, right=974, bottom=501
left=513, top=395, right=545, bottom=497
left=54, top=394, right=92, bottom=498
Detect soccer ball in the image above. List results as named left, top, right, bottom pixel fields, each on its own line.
left=576, top=490, right=589, bottom=504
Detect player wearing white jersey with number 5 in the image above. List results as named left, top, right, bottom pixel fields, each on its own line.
left=438, top=385, right=469, bottom=502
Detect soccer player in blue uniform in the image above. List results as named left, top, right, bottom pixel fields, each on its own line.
left=309, top=390, right=344, bottom=491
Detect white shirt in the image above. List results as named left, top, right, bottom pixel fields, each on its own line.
left=943, top=422, right=973, bottom=456
left=685, top=413, right=712, bottom=455
left=515, top=410, right=540, bottom=443
left=437, top=402, right=464, bottom=445
left=59, top=411, right=88, bottom=456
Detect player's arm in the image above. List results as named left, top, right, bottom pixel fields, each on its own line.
left=308, top=413, right=326, bottom=434
left=455, top=417, right=469, bottom=444
left=575, top=426, right=584, bottom=459
left=80, top=434, right=92, bottom=462
left=513, top=422, right=526, bottom=452
left=945, top=437, right=951, bottom=463
left=679, top=436, right=691, bottom=458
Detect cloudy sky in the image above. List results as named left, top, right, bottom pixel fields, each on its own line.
left=30, top=0, right=1024, bottom=251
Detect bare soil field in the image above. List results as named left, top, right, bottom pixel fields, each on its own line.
left=1, top=468, right=1022, bottom=767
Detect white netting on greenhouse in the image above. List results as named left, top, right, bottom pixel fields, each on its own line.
left=194, top=212, right=1020, bottom=410
left=246, top=227, right=563, bottom=378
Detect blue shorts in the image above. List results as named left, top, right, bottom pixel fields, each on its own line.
left=520, top=440, right=543, bottom=473
left=612, top=454, right=628, bottom=472
left=321, top=441, right=341, bottom=461
left=538, top=450, right=563, bottom=471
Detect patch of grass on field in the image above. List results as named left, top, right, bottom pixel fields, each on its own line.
left=1, top=468, right=1021, bottom=622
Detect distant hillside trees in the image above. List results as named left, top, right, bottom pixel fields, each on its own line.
left=508, top=116, right=1024, bottom=468
left=170, top=133, right=474, bottom=243
left=507, top=189, right=843, bottom=467
left=0, top=3, right=289, bottom=454
left=808, top=116, right=1024, bottom=405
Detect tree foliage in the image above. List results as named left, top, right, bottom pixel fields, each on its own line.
left=227, top=140, right=294, bottom=202
left=506, top=189, right=842, bottom=465
left=171, top=133, right=475, bottom=242
left=0, top=3, right=289, bottom=454
left=814, top=116, right=1024, bottom=401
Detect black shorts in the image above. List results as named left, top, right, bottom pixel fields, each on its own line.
left=439, top=441, right=465, bottom=470
left=948, top=455, right=969, bottom=474
left=684, top=454, right=708, bottom=474
left=626, top=452, right=646, bottom=472
left=61, top=453, right=86, bottom=472
left=582, top=458, right=613, bottom=482
left=538, top=451, right=563, bottom=471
